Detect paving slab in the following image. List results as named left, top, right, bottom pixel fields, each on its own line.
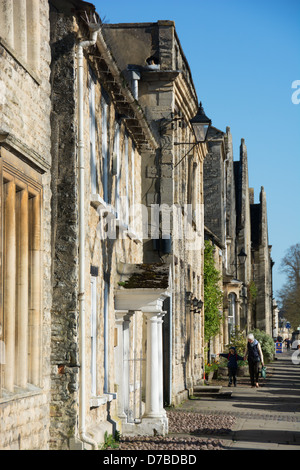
left=177, top=349, right=300, bottom=450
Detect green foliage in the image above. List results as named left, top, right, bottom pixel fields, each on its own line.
left=248, top=281, right=257, bottom=303
left=204, top=362, right=219, bottom=373
left=204, top=241, right=223, bottom=342
left=249, top=329, right=274, bottom=363
left=226, top=326, right=247, bottom=356
left=237, top=359, right=248, bottom=367
left=100, top=431, right=121, bottom=450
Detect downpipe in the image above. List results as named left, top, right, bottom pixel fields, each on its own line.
left=77, top=22, right=101, bottom=451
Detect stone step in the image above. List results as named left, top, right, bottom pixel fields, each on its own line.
left=192, top=385, right=233, bottom=399
left=193, top=386, right=222, bottom=393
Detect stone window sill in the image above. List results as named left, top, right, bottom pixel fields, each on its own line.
left=90, top=392, right=116, bottom=408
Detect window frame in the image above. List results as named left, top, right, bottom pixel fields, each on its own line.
left=0, top=148, right=43, bottom=400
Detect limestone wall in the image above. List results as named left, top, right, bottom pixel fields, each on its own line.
left=0, top=0, right=52, bottom=450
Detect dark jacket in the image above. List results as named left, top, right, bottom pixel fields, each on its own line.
left=220, top=351, right=244, bottom=369
left=247, top=339, right=261, bottom=363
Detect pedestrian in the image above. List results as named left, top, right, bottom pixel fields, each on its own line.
left=244, top=333, right=264, bottom=388
left=218, top=347, right=244, bottom=387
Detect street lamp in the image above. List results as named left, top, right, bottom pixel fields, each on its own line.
left=190, top=102, right=212, bottom=143
left=229, top=248, right=247, bottom=278
left=237, top=248, right=247, bottom=265
left=174, top=102, right=212, bottom=167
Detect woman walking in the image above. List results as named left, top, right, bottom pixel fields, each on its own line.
left=244, top=333, right=264, bottom=388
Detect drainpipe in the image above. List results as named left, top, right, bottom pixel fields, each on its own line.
left=131, top=70, right=141, bottom=100
left=168, top=265, right=173, bottom=406
left=127, top=66, right=141, bottom=101
left=77, top=20, right=101, bottom=451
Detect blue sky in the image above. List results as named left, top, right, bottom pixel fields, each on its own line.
left=93, top=0, right=300, bottom=296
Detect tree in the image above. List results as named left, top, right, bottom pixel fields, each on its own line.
left=204, top=241, right=223, bottom=342
left=277, top=243, right=300, bottom=330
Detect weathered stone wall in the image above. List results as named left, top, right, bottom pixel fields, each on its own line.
left=0, top=1, right=51, bottom=160
left=250, top=188, right=273, bottom=335
left=234, top=139, right=252, bottom=328
left=224, top=127, right=237, bottom=270
left=49, top=8, right=80, bottom=450
left=204, top=127, right=226, bottom=245
left=0, top=0, right=52, bottom=450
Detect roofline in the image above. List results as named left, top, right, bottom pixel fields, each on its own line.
left=104, top=20, right=199, bottom=106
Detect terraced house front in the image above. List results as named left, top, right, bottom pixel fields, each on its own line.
left=0, top=0, right=274, bottom=451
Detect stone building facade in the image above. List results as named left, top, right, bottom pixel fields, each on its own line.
left=49, top=4, right=208, bottom=447
left=0, top=0, right=52, bottom=450
left=250, top=187, right=274, bottom=336
left=0, top=0, right=274, bottom=452
left=103, top=20, right=208, bottom=407
left=203, top=125, right=242, bottom=352
left=49, top=0, right=174, bottom=448
left=204, top=125, right=274, bottom=354
left=234, top=138, right=253, bottom=330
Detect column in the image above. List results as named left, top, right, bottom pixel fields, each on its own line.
left=115, top=310, right=133, bottom=421
left=157, top=313, right=166, bottom=417
left=123, top=312, right=133, bottom=419
left=143, top=312, right=160, bottom=417
left=4, top=181, right=16, bottom=392
left=16, top=189, right=29, bottom=388
left=142, top=298, right=167, bottom=420
left=190, top=304, right=195, bottom=387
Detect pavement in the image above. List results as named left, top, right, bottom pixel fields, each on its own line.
left=176, top=348, right=300, bottom=450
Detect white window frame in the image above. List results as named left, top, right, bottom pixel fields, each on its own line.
left=101, top=90, right=109, bottom=203
left=89, top=69, right=97, bottom=195
left=90, top=276, right=97, bottom=397
left=114, top=121, right=121, bottom=218
left=124, top=132, right=129, bottom=226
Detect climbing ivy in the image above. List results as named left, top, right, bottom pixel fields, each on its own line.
left=248, top=280, right=257, bottom=303
left=204, top=240, right=223, bottom=342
